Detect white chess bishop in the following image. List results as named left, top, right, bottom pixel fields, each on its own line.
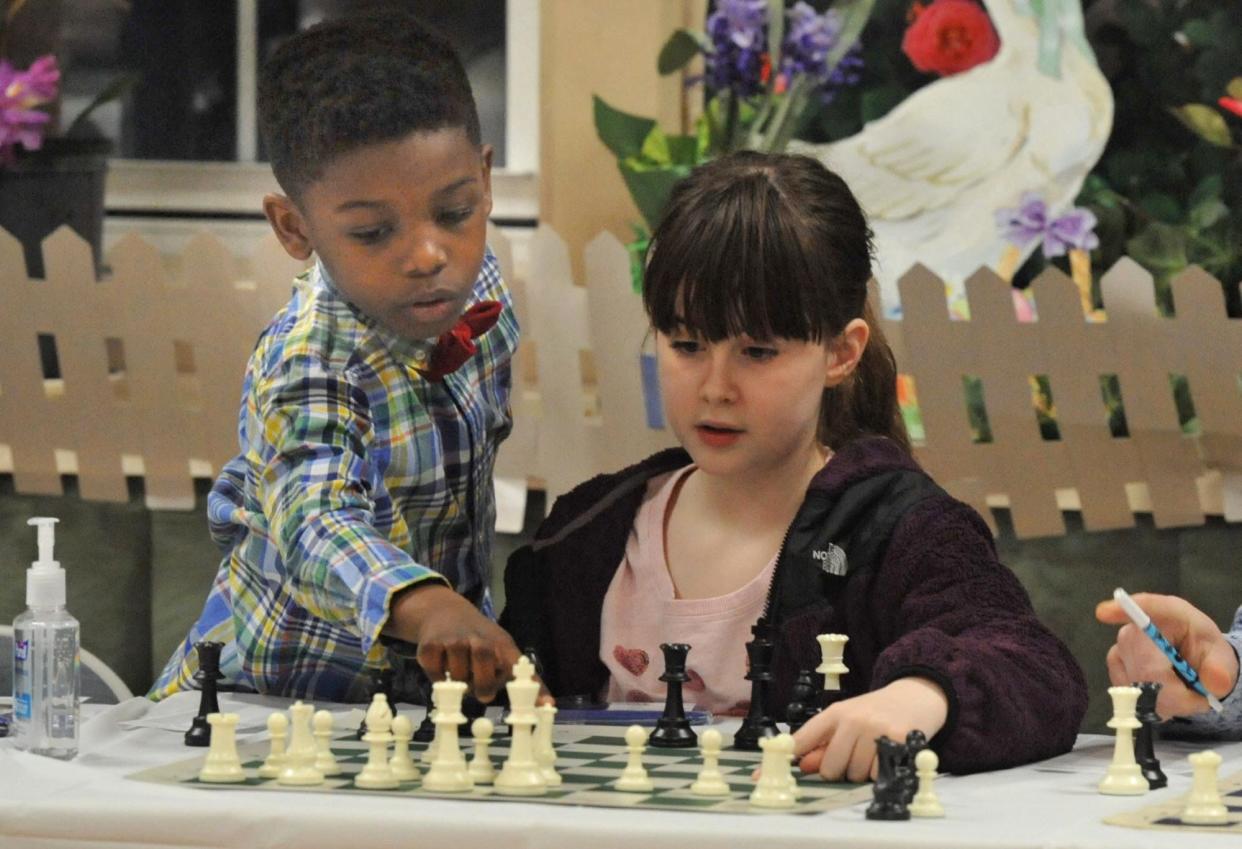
left=354, top=694, right=398, bottom=790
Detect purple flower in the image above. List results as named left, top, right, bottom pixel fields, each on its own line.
left=0, top=55, right=60, bottom=165
left=705, top=0, right=769, bottom=98
left=782, top=2, right=841, bottom=79
left=996, top=192, right=1099, bottom=258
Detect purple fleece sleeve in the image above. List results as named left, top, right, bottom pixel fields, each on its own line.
left=870, top=498, right=1087, bottom=773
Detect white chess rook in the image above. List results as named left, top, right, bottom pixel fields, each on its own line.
left=495, top=655, right=548, bottom=795
left=1181, top=750, right=1228, bottom=825
left=199, top=713, right=245, bottom=784
left=615, top=724, right=654, bottom=792
left=816, top=634, right=849, bottom=691
left=1098, top=686, right=1146, bottom=795
left=422, top=676, right=474, bottom=792
left=749, top=733, right=797, bottom=808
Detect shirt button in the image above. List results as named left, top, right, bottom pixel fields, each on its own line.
left=413, top=351, right=428, bottom=365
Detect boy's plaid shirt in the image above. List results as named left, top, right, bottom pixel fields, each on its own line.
left=150, top=250, right=517, bottom=701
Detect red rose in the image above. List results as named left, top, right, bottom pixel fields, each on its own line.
left=902, top=0, right=1000, bottom=77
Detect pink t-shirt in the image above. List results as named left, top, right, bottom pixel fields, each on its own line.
left=599, top=465, right=777, bottom=716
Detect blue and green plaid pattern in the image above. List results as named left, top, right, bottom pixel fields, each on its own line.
left=150, top=250, right=516, bottom=701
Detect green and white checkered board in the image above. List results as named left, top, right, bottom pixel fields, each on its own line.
left=128, top=724, right=873, bottom=815
left=1104, top=770, right=1242, bottom=833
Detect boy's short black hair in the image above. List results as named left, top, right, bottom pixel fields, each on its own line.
left=258, top=10, right=481, bottom=200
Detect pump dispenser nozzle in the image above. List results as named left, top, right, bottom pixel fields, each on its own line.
left=26, top=517, right=65, bottom=608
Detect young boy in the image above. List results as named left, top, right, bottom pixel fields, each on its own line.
left=150, top=12, right=522, bottom=703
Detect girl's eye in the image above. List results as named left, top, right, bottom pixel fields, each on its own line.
left=351, top=226, right=392, bottom=245
left=742, top=346, right=778, bottom=362
left=438, top=206, right=475, bottom=227
left=669, top=339, right=702, bottom=355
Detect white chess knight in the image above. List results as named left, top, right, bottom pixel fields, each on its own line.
left=1181, top=751, right=1228, bottom=825
left=278, top=701, right=324, bottom=786
left=615, top=724, right=654, bottom=792
left=354, top=693, right=399, bottom=790
left=199, top=713, right=245, bottom=783
left=494, top=655, right=547, bottom=795
left=749, top=733, right=797, bottom=808
left=1098, top=686, right=1146, bottom=795
left=816, top=634, right=848, bottom=691
left=689, top=728, right=730, bottom=797
left=422, top=676, right=474, bottom=792
left=258, top=711, right=288, bottom=779
left=910, top=748, right=945, bottom=818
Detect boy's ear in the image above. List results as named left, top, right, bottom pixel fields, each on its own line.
left=263, top=193, right=314, bottom=261
left=479, top=144, right=495, bottom=218
left=824, top=318, right=870, bottom=388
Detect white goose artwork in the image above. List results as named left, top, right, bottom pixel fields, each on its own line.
left=791, top=0, right=1113, bottom=316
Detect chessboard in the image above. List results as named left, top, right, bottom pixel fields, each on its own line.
left=1104, top=770, right=1242, bottom=833
left=127, top=723, right=872, bottom=815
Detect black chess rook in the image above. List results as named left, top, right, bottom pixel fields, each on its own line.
left=649, top=642, right=698, bottom=748
left=184, top=641, right=224, bottom=747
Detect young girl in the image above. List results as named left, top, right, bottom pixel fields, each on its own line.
left=501, top=151, right=1087, bottom=779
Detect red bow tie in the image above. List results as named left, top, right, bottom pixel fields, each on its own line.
left=420, top=300, right=502, bottom=382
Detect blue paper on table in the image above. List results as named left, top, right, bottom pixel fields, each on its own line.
left=554, top=707, right=712, bottom=726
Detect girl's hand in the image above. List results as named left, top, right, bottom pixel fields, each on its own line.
left=790, top=677, right=949, bottom=782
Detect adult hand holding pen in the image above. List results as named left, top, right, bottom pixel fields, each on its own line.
left=1096, top=592, right=1239, bottom=718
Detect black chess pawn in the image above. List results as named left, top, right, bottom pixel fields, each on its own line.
left=1133, top=681, right=1167, bottom=789
left=785, top=669, right=818, bottom=733
left=184, top=641, right=224, bottom=747
left=866, top=736, right=912, bottom=821
left=649, top=642, right=698, bottom=748
left=732, top=623, right=780, bottom=751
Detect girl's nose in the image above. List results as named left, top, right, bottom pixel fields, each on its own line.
left=404, top=234, right=448, bottom=278
left=699, top=348, right=737, bottom=403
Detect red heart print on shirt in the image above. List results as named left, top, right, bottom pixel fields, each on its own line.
left=612, top=645, right=649, bottom=677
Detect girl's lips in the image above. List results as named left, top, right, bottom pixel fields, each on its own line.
left=695, top=424, right=742, bottom=448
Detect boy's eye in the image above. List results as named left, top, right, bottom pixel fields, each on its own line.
left=438, top=206, right=475, bottom=227
left=350, top=226, right=392, bottom=245
left=742, top=346, right=778, bottom=362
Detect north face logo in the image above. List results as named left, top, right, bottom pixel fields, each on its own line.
left=811, top=544, right=848, bottom=576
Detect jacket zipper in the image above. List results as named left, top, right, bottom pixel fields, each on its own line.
left=759, top=521, right=795, bottom=625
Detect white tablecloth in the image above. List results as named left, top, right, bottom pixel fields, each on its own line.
left=1, top=692, right=1239, bottom=849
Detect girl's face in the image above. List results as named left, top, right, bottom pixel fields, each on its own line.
left=655, top=328, right=842, bottom=483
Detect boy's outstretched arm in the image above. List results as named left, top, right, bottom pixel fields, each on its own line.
left=1095, top=593, right=1240, bottom=719
left=387, top=582, right=524, bottom=704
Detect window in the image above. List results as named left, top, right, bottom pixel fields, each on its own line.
left=60, top=0, right=538, bottom=220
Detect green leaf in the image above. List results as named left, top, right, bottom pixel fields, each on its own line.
left=766, top=0, right=784, bottom=81
left=665, top=133, right=701, bottom=166
left=65, top=72, right=141, bottom=138
left=1126, top=222, right=1188, bottom=272
left=1180, top=19, right=1218, bottom=48
left=1188, top=174, right=1223, bottom=209
left=1169, top=104, right=1235, bottom=148
left=860, top=83, right=907, bottom=123
left=1228, top=77, right=1242, bottom=101
left=639, top=127, right=671, bottom=165
left=618, top=161, right=692, bottom=230
left=1139, top=192, right=1182, bottom=224
left=658, top=29, right=708, bottom=76
left=1189, top=198, right=1229, bottom=230
left=593, top=95, right=657, bottom=160
left=822, top=0, right=876, bottom=72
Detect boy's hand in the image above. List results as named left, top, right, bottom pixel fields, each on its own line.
left=790, top=677, right=949, bottom=783
left=387, top=583, right=523, bottom=704
left=1095, top=592, right=1239, bottom=718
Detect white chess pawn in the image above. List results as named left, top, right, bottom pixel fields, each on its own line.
left=495, top=656, right=547, bottom=796
left=199, top=713, right=246, bottom=783
left=910, top=748, right=945, bottom=817
left=1099, top=686, right=1146, bottom=795
left=469, top=717, right=497, bottom=785
left=689, top=728, right=730, bottom=796
left=354, top=694, right=399, bottom=790
left=389, top=715, right=420, bottom=781
left=615, top=724, right=654, bottom=792
left=749, top=733, right=797, bottom=808
left=1181, top=750, right=1228, bottom=825
left=278, top=701, right=325, bottom=786
left=535, top=703, right=562, bottom=786
left=311, top=709, right=341, bottom=776
left=816, top=634, right=849, bottom=691
left=258, top=711, right=288, bottom=779
left=422, top=676, right=473, bottom=792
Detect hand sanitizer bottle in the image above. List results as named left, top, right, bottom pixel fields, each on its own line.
left=12, top=517, right=80, bottom=759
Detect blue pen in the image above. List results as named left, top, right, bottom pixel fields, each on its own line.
left=1113, top=587, right=1224, bottom=713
